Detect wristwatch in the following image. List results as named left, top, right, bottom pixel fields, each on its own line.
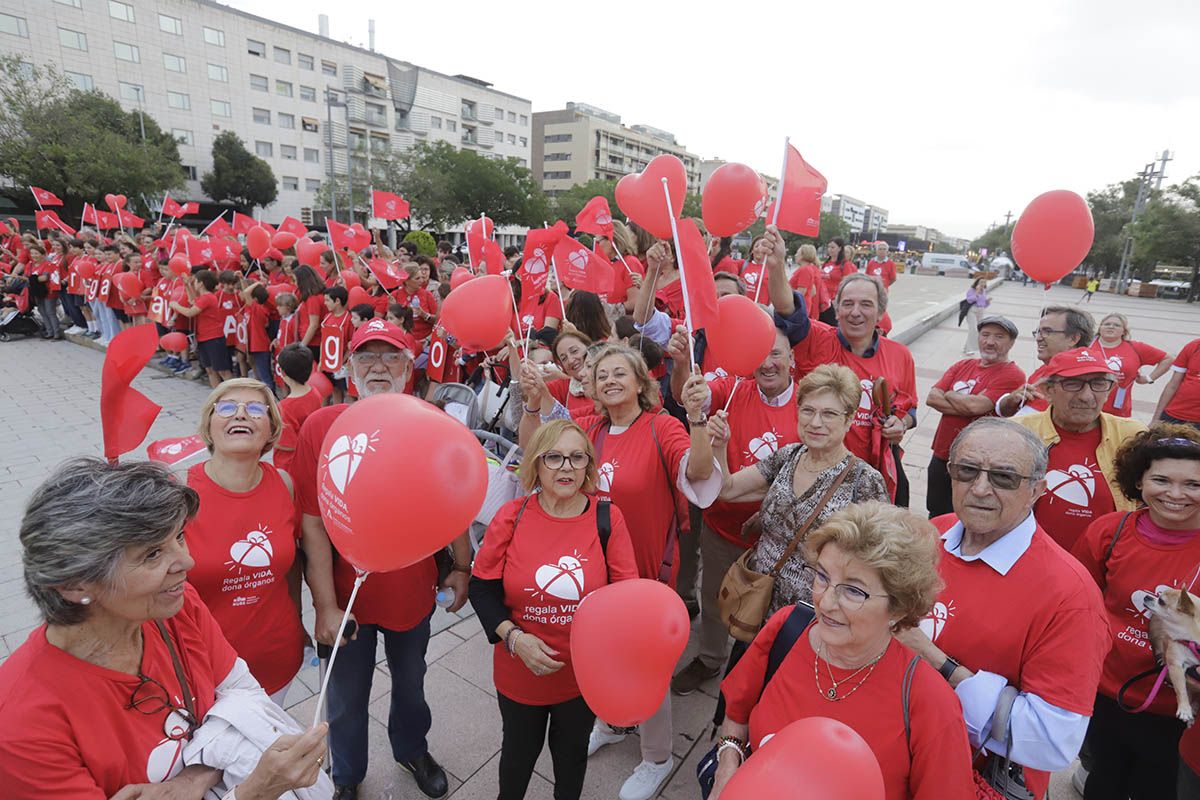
left=939, top=655, right=961, bottom=682
left=687, top=414, right=708, bottom=427
left=451, top=562, right=472, bottom=574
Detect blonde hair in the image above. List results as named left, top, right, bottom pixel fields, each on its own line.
left=592, top=345, right=661, bottom=413
left=797, top=244, right=820, bottom=266
left=804, top=501, right=943, bottom=629
left=610, top=220, right=637, bottom=258
left=797, top=364, right=861, bottom=417
left=1100, top=313, right=1130, bottom=341
left=199, top=378, right=283, bottom=455
left=519, top=419, right=598, bottom=492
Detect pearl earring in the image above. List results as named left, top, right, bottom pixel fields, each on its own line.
left=80, top=596, right=91, bottom=605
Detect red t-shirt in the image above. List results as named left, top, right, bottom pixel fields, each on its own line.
left=184, top=463, right=303, bottom=694
left=788, top=264, right=828, bottom=319
left=547, top=378, right=597, bottom=419
left=392, top=286, right=438, bottom=340
left=215, top=290, right=242, bottom=346
left=655, top=278, right=685, bottom=320
left=713, top=255, right=742, bottom=276
left=605, top=253, right=644, bottom=305
left=292, top=405, right=437, bottom=630
left=721, top=611, right=974, bottom=800
left=924, top=514, right=1110, bottom=799
left=1034, top=423, right=1116, bottom=552
left=1072, top=508, right=1200, bottom=715
left=517, top=292, right=564, bottom=334
left=576, top=411, right=691, bottom=583
left=819, top=261, right=857, bottom=299
left=244, top=302, right=270, bottom=352
left=930, top=359, right=1027, bottom=459
left=192, top=293, right=224, bottom=342
left=865, top=259, right=897, bottom=287
left=104, top=264, right=124, bottom=310
left=1022, top=363, right=1051, bottom=413
left=790, top=322, right=917, bottom=464
left=1182, top=724, right=1200, bottom=775
left=1166, top=338, right=1200, bottom=423
left=0, top=586, right=237, bottom=796
left=149, top=277, right=177, bottom=326
left=1085, top=339, right=1167, bottom=417
left=319, top=311, right=353, bottom=373
left=300, top=294, right=324, bottom=345
left=472, top=497, right=639, bottom=704
left=704, top=378, right=800, bottom=546
left=275, top=388, right=324, bottom=474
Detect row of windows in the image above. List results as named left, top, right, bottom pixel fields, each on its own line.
left=250, top=75, right=319, bottom=102
left=492, top=106, right=529, bottom=126
left=254, top=141, right=323, bottom=163
left=279, top=177, right=322, bottom=192
left=252, top=108, right=321, bottom=132
left=544, top=134, right=573, bottom=143
left=543, top=171, right=572, bottom=180
left=544, top=152, right=571, bottom=161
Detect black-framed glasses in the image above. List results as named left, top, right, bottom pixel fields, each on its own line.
left=126, top=672, right=198, bottom=741
left=1031, top=327, right=1069, bottom=339
left=947, top=462, right=1032, bottom=491
left=214, top=400, right=268, bottom=419
left=801, top=564, right=889, bottom=610
left=540, top=451, right=591, bottom=470
left=1049, top=377, right=1116, bottom=393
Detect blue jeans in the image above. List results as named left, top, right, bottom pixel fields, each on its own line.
left=251, top=351, right=272, bottom=385
left=327, top=615, right=432, bottom=786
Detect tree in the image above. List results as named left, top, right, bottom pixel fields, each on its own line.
left=551, top=179, right=618, bottom=223
left=312, top=142, right=409, bottom=227
left=1131, top=175, right=1200, bottom=284
left=0, top=56, right=184, bottom=214
left=968, top=225, right=1012, bottom=255
left=1084, top=179, right=1141, bottom=277
left=402, top=229, right=436, bottom=256
left=201, top=131, right=277, bottom=211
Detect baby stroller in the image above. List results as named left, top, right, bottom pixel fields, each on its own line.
left=0, top=277, right=42, bottom=341
left=429, top=382, right=525, bottom=553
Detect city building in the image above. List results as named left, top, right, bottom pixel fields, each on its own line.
left=0, top=0, right=532, bottom=224
left=826, top=194, right=889, bottom=238
left=533, top=103, right=703, bottom=196
left=879, top=224, right=968, bottom=254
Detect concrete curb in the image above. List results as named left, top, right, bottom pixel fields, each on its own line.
left=63, top=330, right=209, bottom=383
left=889, top=277, right=1005, bottom=346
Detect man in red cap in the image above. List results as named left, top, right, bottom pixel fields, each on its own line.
left=1016, top=347, right=1145, bottom=551
left=291, top=318, right=469, bottom=799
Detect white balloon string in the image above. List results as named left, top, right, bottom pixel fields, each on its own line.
left=311, top=571, right=368, bottom=728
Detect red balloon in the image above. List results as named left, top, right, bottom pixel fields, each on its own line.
left=702, top=163, right=768, bottom=237
left=1010, top=190, right=1094, bottom=286
left=296, top=238, right=323, bottom=268
left=722, top=718, right=884, bottom=800
left=266, top=284, right=290, bottom=302
left=159, top=332, right=189, bottom=353
left=308, top=371, right=333, bottom=399
left=271, top=231, right=298, bottom=250
left=115, top=271, right=142, bottom=297
left=346, top=286, right=371, bottom=308
left=104, top=193, right=118, bottom=211
left=246, top=226, right=272, bottom=260
left=465, top=216, right=494, bottom=239
left=615, top=154, right=687, bottom=239
left=168, top=255, right=189, bottom=277
left=316, top=393, right=487, bottom=572
left=76, top=261, right=96, bottom=280
left=440, top=274, right=511, bottom=351
left=340, top=269, right=361, bottom=289
left=570, top=579, right=689, bottom=726
left=114, top=194, right=127, bottom=209
left=707, top=295, right=777, bottom=378
left=449, top=267, right=475, bottom=290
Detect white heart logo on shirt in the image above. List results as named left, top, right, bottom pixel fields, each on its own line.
left=917, top=599, right=955, bottom=642
left=1106, top=356, right=1123, bottom=371
left=228, top=526, right=274, bottom=570
left=1129, top=584, right=1174, bottom=619
left=858, top=379, right=874, bottom=410
left=952, top=378, right=978, bottom=394
left=597, top=461, right=616, bottom=493
left=703, top=367, right=729, bottom=382
left=534, top=555, right=585, bottom=601
left=1045, top=463, right=1096, bottom=507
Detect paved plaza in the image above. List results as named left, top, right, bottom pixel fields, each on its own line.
left=1, top=275, right=1197, bottom=798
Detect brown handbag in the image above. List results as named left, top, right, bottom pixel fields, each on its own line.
left=717, top=456, right=857, bottom=642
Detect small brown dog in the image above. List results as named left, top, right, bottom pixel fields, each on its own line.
left=1146, top=587, right=1200, bottom=725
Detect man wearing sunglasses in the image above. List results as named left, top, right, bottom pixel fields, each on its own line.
left=1015, top=347, right=1146, bottom=552
left=896, top=417, right=1109, bottom=800
left=291, top=318, right=470, bottom=800
left=997, top=305, right=1095, bottom=417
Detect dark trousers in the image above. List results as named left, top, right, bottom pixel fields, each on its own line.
left=926, top=455, right=954, bottom=518
left=1180, top=759, right=1200, bottom=799
left=327, top=616, right=432, bottom=786
left=251, top=351, right=272, bottom=385
left=37, top=297, right=60, bottom=336
left=496, top=692, right=594, bottom=800
left=61, top=293, right=87, bottom=327
left=892, top=444, right=910, bottom=508
left=1083, top=693, right=1185, bottom=800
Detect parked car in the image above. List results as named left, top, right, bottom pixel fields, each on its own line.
left=921, top=253, right=974, bottom=276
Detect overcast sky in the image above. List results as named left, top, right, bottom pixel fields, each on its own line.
left=229, top=0, right=1198, bottom=239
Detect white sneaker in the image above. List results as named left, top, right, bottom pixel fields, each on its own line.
left=587, top=720, right=627, bottom=756
left=618, top=758, right=674, bottom=800
left=97, top=337, right=111, bottom=347
left=64, top=326, right=84, bottom=335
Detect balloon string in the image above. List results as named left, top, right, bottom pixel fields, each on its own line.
left=311, top=571, right=368, bottom=728
left=1020, top=282, right=1053, bottom=413
left=611, top=241, right=635, bottom=276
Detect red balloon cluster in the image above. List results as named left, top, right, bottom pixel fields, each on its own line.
left=1010, top=190, right=1095, bottom=286
left=615, top=154, right=687, bottom=239
left=439, top=273, right=511, bottom=351
left=168, top=255, right=189, bottom=277
left=316, top=393, right=487, bottom=573
left=570, top=579, right=689, bottom=726
left=702, top=163, right=767, bottom=237
left=707, top=295, right=777, bottom=377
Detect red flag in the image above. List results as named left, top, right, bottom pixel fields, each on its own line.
left=765, top=144, right=827, bottom=237
left=146, top=434, right=208, bottom=466
left=553, top=238, right=614, bottom=295
left=31, top=186, right=63, bottom=207
left=232, top=211, right=257, bottom=235
left=162, top=196, right=185, bottom=218
left=480, top=239, right=507, bottom=275
left=365, top=257, right=404, bottom=291
left=204, top=217, right=236, bottom=239
left=95, top=210, right=120, bottom=229
left=677, top=218, right=719, bottom=330
left=117, top=209, right=145, bottom=229
left=465, top=221, right=489, bottom=269
left=185, top=236, right=218, bottom=267
left=372, top=190, right=410, bottom=220
left=278, top=216, right=309, bottom=237
left=100, top=325, right=162, bottom=461
left=520, top=224, right=567, bottom=296
left=326, top=218, right=354, bottom=251
left=82, top=203, right=99, bottom=225
left=35, top=210, right=76, bottom=236
left=183, top=201, right=200, bottom=216
left=575, top=196, right=614, bottom=239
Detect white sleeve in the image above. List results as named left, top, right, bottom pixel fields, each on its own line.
left=634, top=309, right=672, bottom=347
left=675, top=453, right=723, bottom=510
left=215, top=657, right=264, bottom=696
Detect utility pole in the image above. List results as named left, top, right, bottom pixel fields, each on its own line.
left=325, top=88, right=338, bottom=223
left=1154, top=149, right=1173, bottom=190
left=1003, top=210, right=1013, bottom=228
left=1115, top=152, right=1171, bottom=293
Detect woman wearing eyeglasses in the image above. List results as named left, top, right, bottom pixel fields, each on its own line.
left=470, top=419, right=639, bottom=800
left=0, top=458, right=329, bottom=799
left=1071, top=424, right=1200, bottom=800
left=712, top=503, right=974, bottom=800
left=185, top=378, right=306, bottom=705
left=709, top=364, right=888, bottom=621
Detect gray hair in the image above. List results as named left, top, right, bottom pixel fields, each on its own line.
left=1042, top=305, right=1095, bottom=349
left=835, top=273, right=888, bottom=313
left=20, top=458, right=199, bottom=625
left=949, top=418, right=1049, bottom=480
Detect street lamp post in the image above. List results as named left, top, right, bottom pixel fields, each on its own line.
left=325, top=88, right=338, bottom=223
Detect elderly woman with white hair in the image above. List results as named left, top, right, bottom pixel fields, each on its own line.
left=0, top=458, right=329, bottom=799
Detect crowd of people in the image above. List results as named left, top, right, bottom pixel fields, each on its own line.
left=2, top=208, right=1200, bottom=800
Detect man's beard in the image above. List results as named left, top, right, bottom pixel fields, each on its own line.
left=352, top=372, right=404, bottom=397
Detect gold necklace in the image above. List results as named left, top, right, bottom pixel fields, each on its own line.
left=813, top=641, right=886, bottom=702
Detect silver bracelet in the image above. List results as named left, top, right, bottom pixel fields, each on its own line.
left=716, top=739, right=746, bottom=764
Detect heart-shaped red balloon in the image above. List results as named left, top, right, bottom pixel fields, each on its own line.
left=346, top=286, right=371, bottom=308
left=450, top=267, right=474, bottom=291
left=104, top=193, right=119, bottom=212
left=296, top=238, right=323, bottom=268
left=246, top=226, right=272, bottom=260
left=615, top=154, right=687, bottom=239
left=159, top=332, right=189, bottom=353
left=702, top=163, right=768, bottom=237
left=271, top=231, right=298, bottom=250
left=340, top=269, right=361, bottom=289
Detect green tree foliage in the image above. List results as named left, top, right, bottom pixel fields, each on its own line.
left=968, top=225, right=1012, bottom=255
left=402, top=229, right=436, bottom=256
left=1131, top=176, right=1200, bottom=280
left=201, top=131, right=278, bottom=211
left=0, top=57, right=184, bottom=214
left=551, top=179, right=618, bottom=223
left=742, top=211, right=853, bottom=252
left=312, top=144, right=408, bottom=227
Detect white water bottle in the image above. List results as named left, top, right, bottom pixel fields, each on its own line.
left=435, top=586, right=456, bottom=609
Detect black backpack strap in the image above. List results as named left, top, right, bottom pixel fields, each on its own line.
left=761, top=603, right=815, bottom=699
left=901, top=655, right=920, bottom=753
left=1102, top=510, right=1133, bottom=566
left=513, top=495, right=533, bottom=531
left=597, top=499, right=611, bottom=556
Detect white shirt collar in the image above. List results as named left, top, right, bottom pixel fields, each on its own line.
left=758, top=382, right=795, bottom=408
left=941, top=512, right=1036, bottom=576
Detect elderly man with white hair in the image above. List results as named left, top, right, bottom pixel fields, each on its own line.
left=291, top=319, right=472, bottom=800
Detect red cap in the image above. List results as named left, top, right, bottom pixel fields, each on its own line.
left=350, top=318, right=417, bottom=356
left=1040, top=347, right=1118, bottom=380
